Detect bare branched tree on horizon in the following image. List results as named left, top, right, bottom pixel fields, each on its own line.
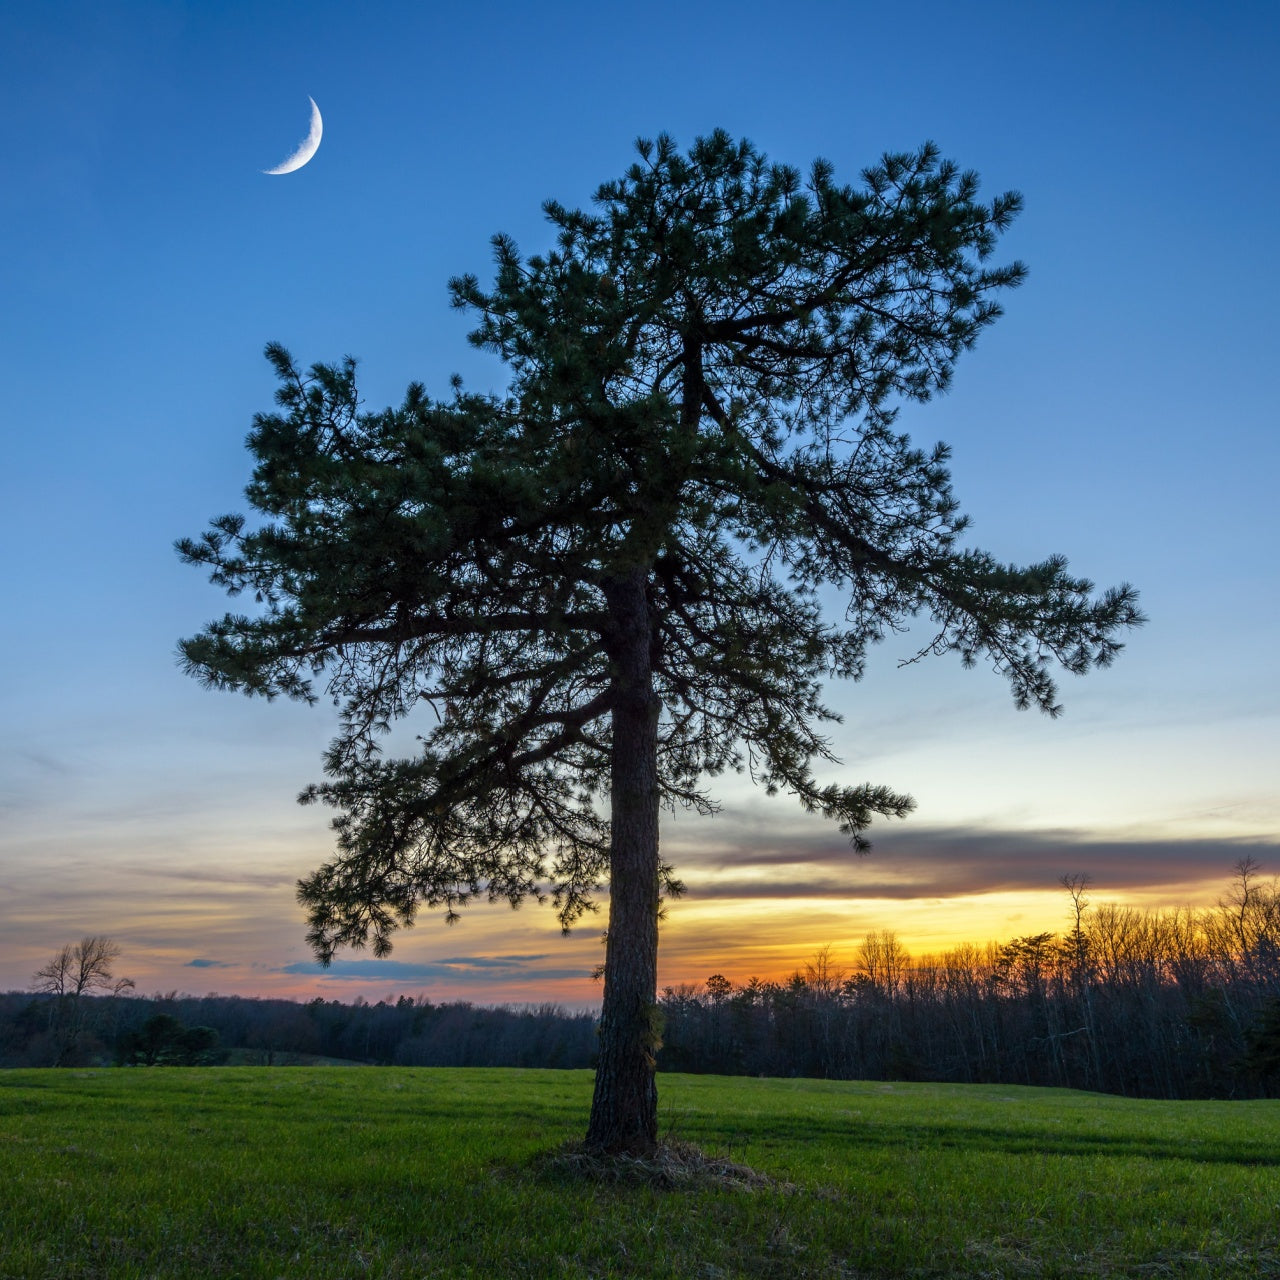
left=32, top=935, right=134, bottom=1064
left=32, top=935, right=133, bottom=1000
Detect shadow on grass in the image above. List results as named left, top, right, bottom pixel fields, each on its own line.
left=718, top=1113, right=1280, bottom=1167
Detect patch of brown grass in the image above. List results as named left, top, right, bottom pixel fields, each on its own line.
left=529, top=1138, right=790, bottom=1192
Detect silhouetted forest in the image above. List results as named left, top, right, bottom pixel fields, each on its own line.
left=0, top=988, right=596, bottom=1072
left=5, top=862, right=1278, bottom=1098
left=659, top=861, right=1280, bottom=1098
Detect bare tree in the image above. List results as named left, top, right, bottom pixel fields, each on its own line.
left=1220, top=857, right=1280, bottom=975
left=857, top=930, right=910, bottom=997
left=32, top=936, right=134, bottom=1064
left=804, top=944, right=847, bottom=999
left=1060, top=872, right=1093, bottom=976
left=32, top=936, right=132, bottom=998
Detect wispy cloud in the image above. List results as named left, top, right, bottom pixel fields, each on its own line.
left=185, top=958, right=233, bottom=969
left=277, top=955, right=582, bottom=983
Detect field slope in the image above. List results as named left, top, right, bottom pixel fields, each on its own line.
left=1, top=1068, right=1277, bottom=1278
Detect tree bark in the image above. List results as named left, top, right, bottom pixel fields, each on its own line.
left=586, top=567, right=662, bottom=1153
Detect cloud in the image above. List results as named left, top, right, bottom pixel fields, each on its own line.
left=185, top=958, right=233, bottom=969
left=146, top=867, right=298, bottom=889
left=668, top=819, right=1279, bottom=902
left=277, top=955, right=582, bottom=984
left=18, top=749, right=75, bottom=777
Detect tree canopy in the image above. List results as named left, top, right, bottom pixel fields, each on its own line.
left=180, top=131, right=1142, bottom=1151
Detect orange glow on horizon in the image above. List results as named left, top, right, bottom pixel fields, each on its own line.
left=5, top=874, right=1241, bottom=1012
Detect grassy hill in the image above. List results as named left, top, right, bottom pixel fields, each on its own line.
left=1, top=1068, right=1277, bottom=1278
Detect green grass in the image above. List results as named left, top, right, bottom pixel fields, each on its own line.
left=1, top=1068, right=1277, bottom=1278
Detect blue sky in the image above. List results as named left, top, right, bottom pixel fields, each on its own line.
left=2, top=1, right=1277, bottom=1002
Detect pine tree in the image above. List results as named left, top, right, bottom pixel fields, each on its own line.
left=179, top=132, right=1142, bottom=1152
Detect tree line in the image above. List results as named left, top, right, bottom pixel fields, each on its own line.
left=6, top=862, right=1278, bottom=1098
left=658, top=861, right=1280, bottom=1098
left=0, top=981, right=596, bottom=1071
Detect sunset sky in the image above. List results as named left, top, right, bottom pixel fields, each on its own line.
left=2, top=1, right=1277, bottom=1007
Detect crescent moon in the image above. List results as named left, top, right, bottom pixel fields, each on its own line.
left=263, top=97, right=323, bottom=175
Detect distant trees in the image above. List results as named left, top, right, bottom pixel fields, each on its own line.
left=1245, top=998, right=1280, bottom=1086
left=0, top=988, right=598, bottom=1070
left=30, top=936, right=134, bottom=1064
left=8, top=868, right=1277, bottom=1094
left=657, top=862, right=1280, bottom=1098
left=118, top=1014, right=220, bottom=1066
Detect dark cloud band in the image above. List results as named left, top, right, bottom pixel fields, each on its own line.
left=670, top=821, right=1278, bottom=901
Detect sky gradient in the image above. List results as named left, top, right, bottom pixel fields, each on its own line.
left=2, top=1, right=1277, bottom=1006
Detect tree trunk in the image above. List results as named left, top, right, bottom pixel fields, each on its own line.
left=586, top=567, right=661, bottom=1153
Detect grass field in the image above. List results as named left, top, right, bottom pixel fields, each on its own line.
left=1, top=1068, right=1277, bottom=1278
